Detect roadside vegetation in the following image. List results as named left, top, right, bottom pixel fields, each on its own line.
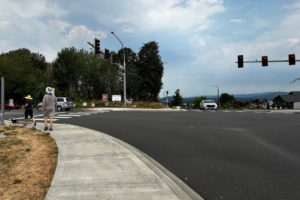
left=0, top=41, right=164, bottom=107
left=0, top=126, right=58, bottom=200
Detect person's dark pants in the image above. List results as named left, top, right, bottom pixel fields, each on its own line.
left=25, top=110, right=33, bottom=119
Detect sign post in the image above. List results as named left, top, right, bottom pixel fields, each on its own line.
left=0, top=77, right=4, bottom=125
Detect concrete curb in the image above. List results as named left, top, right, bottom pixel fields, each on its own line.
left=117, top=141, right=204, bottom=200
left=29, top=122, right=204, bottom=200
left=86, top=108, right=188, bottom=112
left=104, top=130, right=204, bottom=200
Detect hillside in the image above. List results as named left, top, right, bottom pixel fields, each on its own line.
left=160, top=91, right=289, bottom=103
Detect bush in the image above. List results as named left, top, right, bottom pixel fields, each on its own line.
left=73, top=99, right=166, bottom=109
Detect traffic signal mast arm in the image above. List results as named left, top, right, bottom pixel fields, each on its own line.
left=236, top=54, right=298, bottom=68
left=240, top=60, right=300, bottom=63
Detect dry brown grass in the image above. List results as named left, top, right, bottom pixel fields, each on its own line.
left=0, top=126, right=58, bottom=200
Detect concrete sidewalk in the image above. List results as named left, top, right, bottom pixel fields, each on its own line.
left=32, top=123, right=203, bottom=200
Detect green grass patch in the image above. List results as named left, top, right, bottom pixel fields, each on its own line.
left=0, top=140, right=8, bottom=148
left=13, top=179, right=22, bottom=184
left=52, top=147, right=58, bottom=155
left=25, top=148, right=31, bottom=152
left=0, top=154, right=8, bottom=164
left=10, top=139, right=24, bottom=146
left=4, top=126, right=16, bottom=131
left=5, top=131, right=18, bottom=136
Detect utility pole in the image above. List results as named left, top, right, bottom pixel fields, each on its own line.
left=0, top=77, right=4, bottom=125
left=111, top=32, right=127, bottom=106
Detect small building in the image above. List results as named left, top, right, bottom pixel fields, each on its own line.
left=273, top=91, right=300, bottom=109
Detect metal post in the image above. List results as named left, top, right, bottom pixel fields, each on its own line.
left=211, top=85, right=220, bottom=109
left=111, top=32, right=126, bottom=106
left=166, top=91, right=169, bottom=108
left=1, top=77, right=4, bottom=125
left=123, top=50, right=126, bottom=106
left=218, top=87, right=220, bottom=109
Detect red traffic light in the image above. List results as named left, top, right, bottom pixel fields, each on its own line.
left=289, top=54, right=296, bottom=65
left=262, top=56, right=268, bottom=66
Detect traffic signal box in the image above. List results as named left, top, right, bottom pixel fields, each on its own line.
left=238, top=55, right=243, bottom=68
left=104, top=49, right=110, bottom=59
left=289, top=54, right=296, bottom=65
left=112, top=54, right=118, bottom=63
left=262, top=56, right=268, bottom=66
left=95, top=39, right=100, bottom=54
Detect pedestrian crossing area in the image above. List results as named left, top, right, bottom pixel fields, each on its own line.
left=13, top=110, right=109, bottom=122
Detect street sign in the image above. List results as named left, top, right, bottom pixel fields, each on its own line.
left=9, top=99, right=14, bottom=107
left=112, top=95, right=121, bottom=102
left=102, top=94, right=109, bottom=102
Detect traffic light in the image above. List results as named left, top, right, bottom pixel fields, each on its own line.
left=238, top=55, right=243, bottom=68
left=289, top=54, right=296, bottom=65
left=112, top=54, right=118, bottom=63
left=262, top=56, right=268, bottom=66
left=104, top=49, right=110, bottom=59
left=94, top=38, right=100, bottom=54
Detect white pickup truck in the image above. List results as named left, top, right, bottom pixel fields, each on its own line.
left=200, top=100, right=218, bottom=110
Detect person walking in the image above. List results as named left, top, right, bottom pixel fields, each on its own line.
left=42, top=87, right=57, bottom=131
left=23, top=95, right=36, bottom=126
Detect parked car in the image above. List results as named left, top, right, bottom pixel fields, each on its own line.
left=200, top=100, right=218, bottom=110
left=0, top=104, right=20, bottom=110
left=126, top=98, right=133, bottom=104
left=37, top=97, right=76, bottom=112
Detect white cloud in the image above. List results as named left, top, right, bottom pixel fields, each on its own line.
left=113, top=0, right=226, bottom=32
left=0, top=0, right=66, bottom=19
left=0, top=1, right=107, bottom=61
left=67, top=25, right=107, bottom=42
left=0, top=21, right=10, bottom=26
left=229, top=19, right=243, bottom=23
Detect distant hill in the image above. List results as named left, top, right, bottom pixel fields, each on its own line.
left=160, top=92, right=289, bottom=103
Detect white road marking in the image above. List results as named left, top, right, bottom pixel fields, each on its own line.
left=35, top=118, right=58, bottom=121
left=56, top=114, right=81, bottom=117
left=52, top=116, right=72, bottom=119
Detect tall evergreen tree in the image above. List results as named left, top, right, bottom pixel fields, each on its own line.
left=171, top=89, right=183, bottom=106
left=137, top=41, right=164, bottom=101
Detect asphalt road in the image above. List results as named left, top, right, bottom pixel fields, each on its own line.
left=4, top=110, right=300, bottom=200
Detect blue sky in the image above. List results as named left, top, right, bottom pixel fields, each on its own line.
left=1, top=0, right=300, bottom=97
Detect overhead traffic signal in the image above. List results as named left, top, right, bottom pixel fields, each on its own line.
left=112, top=54, right=118, bottom=63
left=289, top=54, right=296, bottom=65
left=238, top=55, right=243, bottom=68
left=104, top=49, right=110, bottom=59
left=262, top=56, right=268, bottom=66
left=94, top=38, right=100, bottom=54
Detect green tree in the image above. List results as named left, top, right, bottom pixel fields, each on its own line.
left=0, top=48, right=49, bottom=104
left=220, top=93, right=236, bottom=107
left=193, top=96, right=207, bottom=109
left=52, top=47, right=122, bottom=101
left=171, top=89, right=183, bottom=107
left=137, top=41, right=164, bottom=101
left=52, top=47, right=84, bottom=98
